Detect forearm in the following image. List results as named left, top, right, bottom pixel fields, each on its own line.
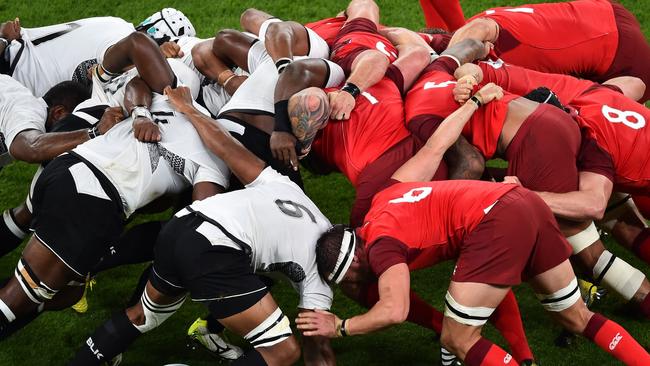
left=448, top=18, right=498, bottom=47
left=124, top=77, right=152, bottom=113
left=180, top=105, right=237, bottom=158
left=442, top=38, right=488, bottom=66
left=12, top=130, right=89, bottom=163
left=346, top=298, right=405, bottom=336
left=536, top=190, right=605, bottom=221
left=347, top=50, right=390, bottom=91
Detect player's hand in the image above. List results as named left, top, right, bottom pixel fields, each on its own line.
left=296, top=309, right=340, bottom=338
left=133, top=117, right=161, bottom=142
left=328, top=90, right=356, bottom=120
left=164, top=85, right=194, bottom=113
left=474, top=83, right=504, bottom=105
left=160, top=41, right=184, bottom=58
left=503, top=176, right=522, bottom=186
left=0, top=18, right=21, bottom=42
left=270, top=131, right=299, bottom=171
left=96, top=107, right=125, bottom=135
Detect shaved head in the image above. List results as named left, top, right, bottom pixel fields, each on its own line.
left=288, top=87, right=331, bottom=152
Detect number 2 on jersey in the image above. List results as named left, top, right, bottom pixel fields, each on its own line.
left=275, top=199, right=317, bottom=223
left=602, top=105, right=645, bottom=130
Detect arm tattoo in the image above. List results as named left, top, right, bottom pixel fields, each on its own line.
left=288, top=92, right=330, bottom=142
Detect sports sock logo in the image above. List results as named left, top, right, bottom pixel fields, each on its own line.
left=609, top=332, right=622, bottom=350
left=503, top=353, right=513, bottom=364
left=86, top=337, right=104, bottom=360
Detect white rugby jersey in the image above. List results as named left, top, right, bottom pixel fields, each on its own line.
left=0, top=75, right=47, bottom=166
left=6, top=17, right=135, bottom=97
left=181, top=167, right=333, bottom=310
left=73, top=95, right=230, bottom=217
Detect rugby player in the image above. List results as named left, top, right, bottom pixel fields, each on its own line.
left=448, top=0, right=650, bottom=102
left=299, top=82, right=650, bottom=366
left=70, top=85, right=336, bottom=366
left=419, top=0, right=465, bottom=31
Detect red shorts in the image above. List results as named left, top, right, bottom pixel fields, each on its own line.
left=351, top=136, right=448, bottom=227
left=330, top=18, right=398, bottom=75
left=505, top=104, right=581, bottom=193
left=453, top=187, right=573, bottom=286
left=600, top=1, right=650, bottom=103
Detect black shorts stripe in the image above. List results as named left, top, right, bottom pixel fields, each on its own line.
left=444, top=300, right=490, bottom=321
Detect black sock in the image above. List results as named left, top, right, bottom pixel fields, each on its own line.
left=0, top=209, right=27, bottom=257
left=206, top=314, right=225, bottom=333
left=0, top=308, right=40, bottom=341
left=127, top=265, right=152, bottom=307
left=68, top=311, right=141, bottom=365
left=232, top=348, right=268, bottom=366
left=92, top=221, right=162, bottom=274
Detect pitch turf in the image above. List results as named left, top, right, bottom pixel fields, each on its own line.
left=0, top=0, right=648, bottom=364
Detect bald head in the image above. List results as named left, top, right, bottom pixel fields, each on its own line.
left=288, top=87, right=331, bottom=152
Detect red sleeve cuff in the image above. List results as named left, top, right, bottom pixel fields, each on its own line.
left=368, top=237, right=409, bottom=276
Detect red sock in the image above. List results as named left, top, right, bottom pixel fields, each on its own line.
left=419, top=0, right=448, bottom=30
left=583, top=313, right=650, bottom=365
left=431, top=0, right=466, bottom=32
left=489, top=290, right=534, bottom=363
left=632, top=228, right=650, bottom=265
left=363, top=283, right=443, bottom=333
left=465, top=337, right=518, bottom=366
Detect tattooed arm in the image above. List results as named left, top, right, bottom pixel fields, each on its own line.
left=287, top=88, right=331, bottom=158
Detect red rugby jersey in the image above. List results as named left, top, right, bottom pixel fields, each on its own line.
left=311, top=77, right=409, bottom=186
left=405, top=57, right=517, bottom=159
left=470, top=0, right=618, bottom=77
left=478, top=59, right=596, bottom=105
left=571, top=87, right=650, bottom=192
left=304, top=16, right=346, bottom=48
left=359, top=180, right=517, bottom=275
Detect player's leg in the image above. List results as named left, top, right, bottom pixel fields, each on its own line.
left=419, top=0, right=447, bottom=30
left=240, top=8, right=275, bottom=35
left=212, top=29, right=257, bottom=73
left=0, top=236, right=82, bottom=338
left=345, top=0, right=380, bottom=24
left=488, top=290, right=535, bottom=364
left=99, top=32, right=175, bottom=93
left=215, top=292, right=300, bottom=366
left=0, top=202, right=30, bottom=257
left=598, top=193, right=650, bottom=265
left=430, top=0, right=465, bottom=32
left=441, top=282, right=514, bottom=365
left=530, top=259, right=650, bottom=364
left=69, top=280, right=186, bottom=365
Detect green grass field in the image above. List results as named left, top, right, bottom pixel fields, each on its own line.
left=0, top=0, right=649, bottom=364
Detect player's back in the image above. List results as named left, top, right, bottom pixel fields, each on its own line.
left=187, top=167, right=331, bottom=272
left=361, top=180, right=517, bottom=254
left=313, top=77, right=408, bottom=185
left=572, top=88, right=650, bottom=188
left=10, top=17, right=134, bottom=96
left=473, top=0, right=618, bottom=77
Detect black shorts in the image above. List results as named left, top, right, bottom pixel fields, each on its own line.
left=150, top=212, right=269, bottom=319
left=219, top=115, right=303, bottom=190
left=30, top=153, right=124, bottom=276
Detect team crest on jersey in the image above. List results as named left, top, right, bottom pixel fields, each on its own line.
left=263, top=262, right=306, bottom=283
left=389, top=187, right=433, bottom=204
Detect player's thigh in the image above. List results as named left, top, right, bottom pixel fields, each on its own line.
left=212, top=29, right=257, bottom=72
left=346, top=0, right=380, bottom=24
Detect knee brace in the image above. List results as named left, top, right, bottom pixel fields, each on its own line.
left=135, top=289, right=185, bottom=333
left=14, top=258, right=58, bottom=304
left=566, top=222, right=600, bottom=254
left=593, top=250, right=645, bottom=301
left=536, top=277, right=581, bottom=312
left=244, top=307, right=292, bottom=348
left=443, top=292, right=495, bottom=327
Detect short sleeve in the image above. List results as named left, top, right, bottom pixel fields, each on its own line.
left=192, top=164, right=230, bottom=190
left=246, top=166, right=294, bottom=188
left=322, top=59, right=346, bottom=88
left=367, top=236, right=409, bottom=276
left=296, top=270, right=333, bottom=310
left=2, top=98, right=47, bottom=153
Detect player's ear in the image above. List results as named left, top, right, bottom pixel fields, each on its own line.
left=47, top=105, right=70, bottom=128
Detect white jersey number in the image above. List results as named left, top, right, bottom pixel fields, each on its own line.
left=601, top=105, right=645, bottom=130
left=275, top=199, right=317, bottom=223
left=375, top=41, right=397, bottom=59
left=424, top=80, right=457, bottom=90
left=389, top=187, right=433, bottom=204
left=485, top=7, right=535, bottom=15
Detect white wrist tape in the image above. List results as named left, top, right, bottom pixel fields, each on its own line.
left=593, top=250, right=645, bottom=301
left=245, top=307, right=292, bottom=348
left=566, top=222, right=600, bottom=254
left=444, top=292, right=494, bottom=327
left=536, top=277, right=581, bottom=312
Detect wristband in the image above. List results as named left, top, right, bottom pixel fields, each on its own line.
left=87, top=125, right=101, bottom=139
left=274, top=100, right=293, bottom=133
left=275, top=57, right=292, bottom=73
left=340, top=319, right=349, bottom=337
left=222, top=74, right=237, bottom=88
left=469, top=95, right=482, bottom=108
left=217, top=69, right=235, bottom=86
left=131, top=106, right=152, bottom=121
left=340, top=82, right=361, bottom=98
